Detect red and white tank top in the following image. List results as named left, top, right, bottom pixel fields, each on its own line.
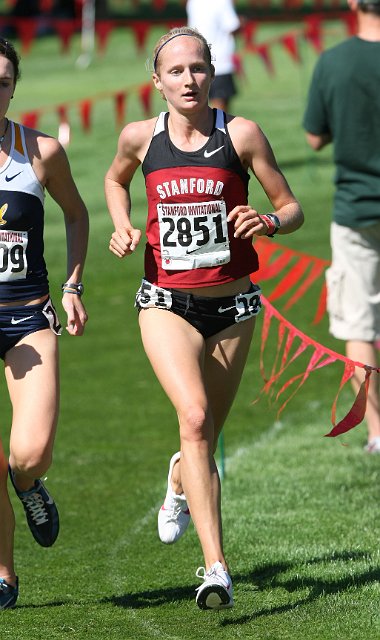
left=142, top=109, right=259, bottom=289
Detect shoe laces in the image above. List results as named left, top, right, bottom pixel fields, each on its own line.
left=0, top=578, right=14, bottom=594
left=21, top=491, right=49, bottom=525
left=0, top=579, right=8, bottom=593
left=195, top=563, right=229, bottom=590
left=196, top=566, right=207, bottom=582
left=165, top=493, right=187, bottom=519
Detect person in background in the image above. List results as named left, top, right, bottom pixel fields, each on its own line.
left=186, top=0, right=241, bottom=112
left=303, top=0, right=380, bottom=453
left=105, top=26, right=303, bottom=610
left=0, top=38, right=89, bottom=610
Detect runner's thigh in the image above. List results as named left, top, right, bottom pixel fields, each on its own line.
left=204, top=317, right=256, bottom=440
left=138, top=308, right=208, bottom=413
left=5, top=328, right=59, bottom=460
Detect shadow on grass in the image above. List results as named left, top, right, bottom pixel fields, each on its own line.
left=100, top=549, right=379, bottom=625
left=102, top=584, right=195, bottom=608
left=16, top=550, right=379, bottom=621
left=222, top=549, right=380, bottom=626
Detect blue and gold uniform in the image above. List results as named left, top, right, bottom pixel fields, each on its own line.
left=0, top=120, right=48, bottom=303
left=0, top=121, right=60, bottom=358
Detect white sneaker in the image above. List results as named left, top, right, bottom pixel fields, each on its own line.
left=364, top=436, right=380, bottom=453
left=195, top=561, right=234, bottom=610
left=158, top=452, right=190, bottom=544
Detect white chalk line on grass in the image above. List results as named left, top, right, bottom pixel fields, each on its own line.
left=105, top=420, right=287, bottom=637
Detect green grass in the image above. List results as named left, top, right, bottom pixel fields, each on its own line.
left=1, top=21, right=379, bottom=639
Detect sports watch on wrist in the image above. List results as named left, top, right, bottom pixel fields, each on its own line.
left=61, top=282, right=84, bottom=296
left=264, top=213, right=281, bottom=237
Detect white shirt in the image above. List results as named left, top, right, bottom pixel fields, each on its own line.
left=186, top=0, right=240, bottom=76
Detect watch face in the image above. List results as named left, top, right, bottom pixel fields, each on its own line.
left=61, top=282, right=84, bottom=295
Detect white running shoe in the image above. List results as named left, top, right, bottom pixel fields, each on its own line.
left=158, top=452, right=191, bottom=544
left=364, top=436, right=380, bottom=453
left=195, top=561, right=234, bottom=610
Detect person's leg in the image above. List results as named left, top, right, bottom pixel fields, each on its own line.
left=0, top=437, right=16, bottom=587
left=328, top=222, right=380, bottom=448
left=5, top=329, right=60, bottom=546
left=6, top=329, right=59, bottom=484
left=192, top=317, right=255, bottom=610
left=140, top=308, right=255, bottom=570
left=170, top=319, right=256, bottom=490
left=209, top=73, right=236, bottom=113
left=179, top=317, right=255, bottom=571
left=139, top=308, right=227, bottom=568
left=204, top=318, right=256, bottom=451
left=346, top=340, right=380, bottom=444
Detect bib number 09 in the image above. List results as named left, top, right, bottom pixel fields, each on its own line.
left=0, top=231, right=28, bottom=281
left=0, top=243, right=26, bottom=275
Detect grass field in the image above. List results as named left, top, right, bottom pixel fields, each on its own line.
left=1, top=21, right=380, bottom=639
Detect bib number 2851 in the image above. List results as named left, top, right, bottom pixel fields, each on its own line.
left=158, top=200, right=230, bottom=270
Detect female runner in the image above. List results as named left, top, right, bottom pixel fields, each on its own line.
left=105, top=27, right=303, bottom=610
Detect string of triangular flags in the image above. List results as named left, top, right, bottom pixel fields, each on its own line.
left=9, top=82, right=154, bottom=147
left=0, top=9, right=353, bottom=59
left=256, top=296, right=375, bottom=438
left=254, top=236, right=329, bottom=323
left=252, top=238, right=378, bottom=437
left=240, top=12, right=357, bottom=73
left=8, top=14, right=355, bottom=141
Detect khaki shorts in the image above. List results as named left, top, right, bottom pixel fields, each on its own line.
left=326, top=221, right=380, bottom=342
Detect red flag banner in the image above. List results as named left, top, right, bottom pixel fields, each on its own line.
left=304, top=15, right=323, bottom=53
left=256, top=296, right=379, bottom=437
left=254, top=237, right=330, bottom=323
left=255, top=43, right=275, bottom=74
left=114, top=91, right=127, bottom=128
left=342, top=11, right=358, bottom=36
left=15, top=19, right=37, bottom=53
left=21, top=111, right=40, bottom=128
left=96, top=20, right=116, bottom=53
left=139, top=83, right=153, bottom=116
left=131, top=21, right=152, bottom=51
left=281, top=33, right=301, bottom=63
left=79, top=99, right=92, bottom=131
left=56, top=104, right=69, bottom=124
left=242, top=20, right=258, bottom=47
left=152, top=0, right=167, bottom=9
left=52, top=19, right=78, bottom=53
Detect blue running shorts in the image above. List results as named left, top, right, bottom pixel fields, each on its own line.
left=0, top=297, right=62, bottom=359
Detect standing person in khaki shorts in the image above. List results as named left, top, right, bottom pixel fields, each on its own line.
left=303, top=0, right=380, bottom=452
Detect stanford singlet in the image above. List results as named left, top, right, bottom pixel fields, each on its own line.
left=142, top=109, right=259, bottom=288
left=0, top=121, right=48, bottom=302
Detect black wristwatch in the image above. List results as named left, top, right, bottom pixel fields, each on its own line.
left=61, top=282, right=84, bottom=296
left=265, top=213, right=281, bottom=237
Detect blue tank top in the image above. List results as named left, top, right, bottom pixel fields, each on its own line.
left=0, top=121, right=49, bottom=302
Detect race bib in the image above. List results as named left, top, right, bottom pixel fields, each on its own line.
left=0, top=230, right=28, bottom=281
left=135, top=279, right=172, bottom=310
left=157, top=200, right=230, bottom=270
